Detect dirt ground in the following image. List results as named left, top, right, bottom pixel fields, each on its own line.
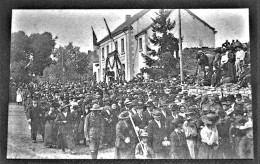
left=7, top=103, right=114, bottom=159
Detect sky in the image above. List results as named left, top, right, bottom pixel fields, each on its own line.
left=12, top=9, right=249, bottom=53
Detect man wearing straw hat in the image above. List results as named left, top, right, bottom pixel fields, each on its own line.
left=84, top=104, right=105, bottom=159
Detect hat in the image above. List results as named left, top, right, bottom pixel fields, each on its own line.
left=92, top=99, right=98, bottom=104
left=152, top=109, right=162, bottom=116
left=60, top=104, right=70, bottom=110
left=226, top=95, right=235, bottom=102
left=140, top=132, right=149, bottom=137
left=146, top=101, right=155, bottom=108
left=188, top=105, right=198, bottom=113
left=234, top=108, right=244, bottom=116
left=217, top=110, right=226, bottom=118
left=118, top=111, right=131, bottom=119
left=235, top=94, right=242, bottom=99
left=202, top=113, right=220, bottom=125
left=90, top=104, right=102, bottom=111
left=170, top=103, right=179, bottom=111
left=198, top=50, right=203, bottom=54
left=124, top=98, right=131, bottom=105
left=234, top=104, right=244, bottom=111
left=243, top=97, right=251, bottom=104
left=130, top=100, right=138, bottom=108
left=244, top=104, right=252, bottom=111
left=160, top=101, right=168, bottom=107
left=172, top=118, right=183, bottom=126
left=240, top=121, right=253, bottom=130
left=103, top=101, right=110, bottom=106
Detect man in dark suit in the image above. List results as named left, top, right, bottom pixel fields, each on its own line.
left=165, top=104, right=180, bottom=138
left=159, top=101, right=169, bottom=124
left=27, top=99, right=45, bottom=143
left=147, top=109, right=168, bottom=159
left=143, top=102, right=154, bottom=127
left=132, top=104, right=146, bottom=131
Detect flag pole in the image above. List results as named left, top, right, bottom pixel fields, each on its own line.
left=178, top=9, right=184, bottom=84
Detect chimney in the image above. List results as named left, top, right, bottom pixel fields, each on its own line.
left=125, top=15, right=131, bottom=21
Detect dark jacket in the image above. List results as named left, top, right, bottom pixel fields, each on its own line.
left=238, top=135, right=253, bottom=159
left=170, top=131, right=191, bottom=159
left=143, top=110, right=153, bottom=127
left=27, top=105, right=44, bottom=123
left=147, top=119, right=167, bottom=153
left=55, top=112, right=74, bottom=135
left=132, top=113, right=146, bottom=129
left=115, top=120, right=132, bottom=149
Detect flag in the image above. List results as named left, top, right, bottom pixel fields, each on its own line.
left=104, top=18, right=114, bottom=41
left=92, top=26, right=99, bottom=47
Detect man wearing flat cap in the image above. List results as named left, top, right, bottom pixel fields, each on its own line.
left=132, top=104, right=146, bottom=132
left=84, top=104, right=105, bottom=159
left=147, top=109, right=168, bottom=159
left=143, top=102, right=155, bottom=127
left=165, top=103, right=180, bottom=138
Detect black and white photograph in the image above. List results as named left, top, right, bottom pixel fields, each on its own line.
left=7, top=8, right=253, bottom=159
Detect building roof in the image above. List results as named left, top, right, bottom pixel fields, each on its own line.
left=98, top=9, right=151, bottom=45
left=184, top=9, right=216, bottom=33
left=98, top=9, right=216, bottom=44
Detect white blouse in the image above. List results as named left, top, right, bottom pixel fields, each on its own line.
left=200, top=126, right=219, bottom=145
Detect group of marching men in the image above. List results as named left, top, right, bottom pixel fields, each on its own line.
left=20, top=78, right=253, bottom=159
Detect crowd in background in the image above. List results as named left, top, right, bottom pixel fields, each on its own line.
left=9, top=39, right=253, bottom=159
left=194, top=39, right=250, bottom=88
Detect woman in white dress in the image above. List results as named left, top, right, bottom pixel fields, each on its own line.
left=16, top=87, right=23, bottom=105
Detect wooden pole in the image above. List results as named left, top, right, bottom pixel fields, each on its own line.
left=178, top=9, right=184, bottom=84
left=129, top=114, right=145, bottom=153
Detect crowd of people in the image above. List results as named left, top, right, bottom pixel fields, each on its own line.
left=194, top=39, right=250, bottom=88
left=10, top=39, right=253, bottom=159
left=12, top=73, right=253, bottom=159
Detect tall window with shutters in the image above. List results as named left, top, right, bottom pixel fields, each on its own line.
left=107, top=45, right=109, bottom=55
left=115, top=41, right=118, bottom=51
left=121, top=38, right=125, bottom=55
left=139, top=38, right=143, bottom=51
left=102, top=47, right=105, bottom=60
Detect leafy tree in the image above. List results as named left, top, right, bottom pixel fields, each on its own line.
left=29, top=32, right=57, bottom=76
left=10, top=61, right=32, bottom=83
left=10, top=31, right=31, bottom=63
left=41, top=42, right=92, bottom=83
left=142, top=9, right=180, bottom=79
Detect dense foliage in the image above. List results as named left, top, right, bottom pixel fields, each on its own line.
left=142, top=9, right=180, bottom=79
left=10, top=31, right=97, bottom=84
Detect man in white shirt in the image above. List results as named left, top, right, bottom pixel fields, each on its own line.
left=235, top=45, right=245, bottom=77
